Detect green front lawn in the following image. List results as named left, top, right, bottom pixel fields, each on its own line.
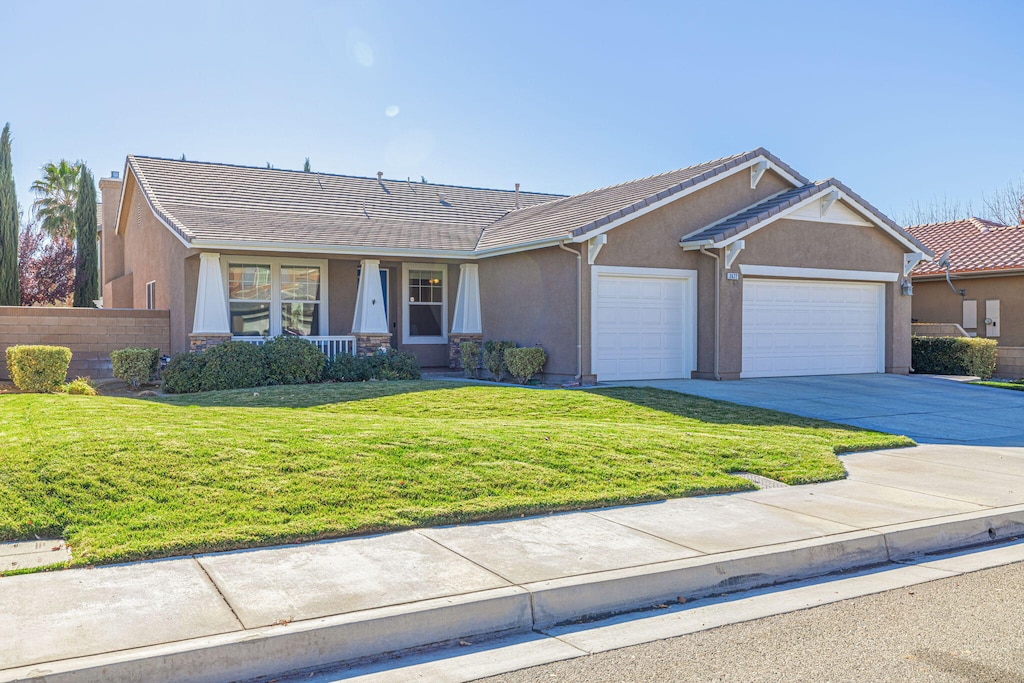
left=972, top=380, right=1024, bottom=391
left=0, top=382, right=912, bottom=569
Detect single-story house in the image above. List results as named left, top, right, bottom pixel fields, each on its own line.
left=908, top=218, right=1024, bottom=346
left=98, top=148, right=929, bottom=382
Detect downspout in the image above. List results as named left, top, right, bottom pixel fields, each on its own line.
left=558, top=241, right=583, bottom=382
left=699, top=246, right=722, bottom=381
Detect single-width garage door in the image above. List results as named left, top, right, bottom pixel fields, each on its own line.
left=742, top=279, right=884, bottom=378
left=593, top=269, right=694, bottom=381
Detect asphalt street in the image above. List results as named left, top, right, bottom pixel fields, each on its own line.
left=481, top=561, right=1024, bottom=683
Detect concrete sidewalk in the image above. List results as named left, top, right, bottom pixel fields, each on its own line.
left=4, top=443, right=1024, bottom=683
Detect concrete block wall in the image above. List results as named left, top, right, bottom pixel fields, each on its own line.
left=0, top=307, right=170, bottom=380
left=995, top=347, right=1024, bottom=380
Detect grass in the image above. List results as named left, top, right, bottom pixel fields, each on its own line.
left=972, top=380, right=1024, bottom=392
left=0, top=381, right=913, bottom=569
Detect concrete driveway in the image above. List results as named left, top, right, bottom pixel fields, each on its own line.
left=608, top=374, right=1024, bottom=446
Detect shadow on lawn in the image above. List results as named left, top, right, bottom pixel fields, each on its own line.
left=151, top=379, right=457, bottom=409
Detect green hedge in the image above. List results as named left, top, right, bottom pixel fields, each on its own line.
left=325, top=349, right=421, bottom=382
left=911, top=336, right=998, bottom=379
left=483, top=340, right=516, bottom=381
left=505, top=346, right=547, bottom=384
left=110, top=347, right=160, bottom=390
left=263, top=336, right=327, bottom=385
left=161, top=352, right=208, bottom=394
left=5, top=345, right=72, bottom=393
left=199, top=341, right=269, bottom=392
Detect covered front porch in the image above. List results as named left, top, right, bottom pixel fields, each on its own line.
left=187, top=252, right=483, bottom=367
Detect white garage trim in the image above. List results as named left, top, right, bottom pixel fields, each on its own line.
left=739, top=264, right=899, bottom=282
left=591, top=266, right=697, bottom=381
left=742, top=278, right=885, bottom=378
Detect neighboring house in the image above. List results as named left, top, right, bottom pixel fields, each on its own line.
left=908, top=218, right=1024, bottom=346
left=98, top=148, right=929, bottom=382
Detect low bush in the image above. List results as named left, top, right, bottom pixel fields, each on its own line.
left=505, top=346, right=547, bottom=384
left=263, top=336, right=327, bottom=385
left=325, top=353, right=373, bottom=382
left=62, top=377, right=98, bottom=395
left=369, top=349, right=421, bottom=380
left=161, top=352, right=209, bottom=394
left=6, top=345, right=72, bottom=393
left=199, top=341, right=269, bottom=392
left=483, top=340, right=516, bottom=381
left=459, top=340, right=481, bottom=378
left=911, top=336, right=998, bottom=379
left=110, top=347, right=160, bottom=390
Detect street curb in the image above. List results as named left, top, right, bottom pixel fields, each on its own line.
left=4, top=506, right=1024, bottom=683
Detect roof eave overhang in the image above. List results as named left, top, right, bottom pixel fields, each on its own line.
left=912, top=267, right=1024, bottom=280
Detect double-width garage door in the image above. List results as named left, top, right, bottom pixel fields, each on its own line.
left=593, top=270, right=694, bottom=381
left=742, top=279, right=884, bottom=378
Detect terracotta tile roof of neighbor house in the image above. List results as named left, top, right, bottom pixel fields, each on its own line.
left=124, top=148, right=887, bottom=255
left=907, top=218, right=1024, bottom=276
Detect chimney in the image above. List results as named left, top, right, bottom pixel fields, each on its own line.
left=514, top=182, right=520, bottom=210
left=377, top=171, right=383, bottom=182
left=98, top=173, right=125, bottom=291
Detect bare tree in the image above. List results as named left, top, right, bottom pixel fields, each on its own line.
left=897, top=196, right=974, bottom=227
left=982, top=175, right=1024, bottom=226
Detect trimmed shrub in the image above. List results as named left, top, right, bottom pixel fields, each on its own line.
left=161, top=351, right=208, bottom=394
left=911, top=336, right=998, bottom=379
left=483, top=340, right=516, bottom=381
left=325, top=353, right=374, bottom=382
left=459, top=340, right=481, bottom=378
left=110, top=347, right=160, bottom=390
left=369, top=349, right=421, bottom=380
left=199, top=341, right=269, bottom=392
left=505, top=346, right=547, bottom=384
left=263, top=336, right=327, bottom=385
left=6, top=345, right=71, bottom=393
left=62, top=377, right=97, bottom=395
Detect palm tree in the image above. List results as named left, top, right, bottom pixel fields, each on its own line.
left=31, top=160, right=81, bottom=239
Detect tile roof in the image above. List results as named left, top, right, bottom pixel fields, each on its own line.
left=127, top=156, right=560, bottom=252
left=907, top=218, right=1024, bottom=276
left=680, top=177, right=929, bottom=254
left=126, top=148, right=808, bottom=255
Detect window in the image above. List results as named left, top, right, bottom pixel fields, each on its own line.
left=145, top=281, right=156, bottom=310
left=402, top=264, right=447, bottom=344
left=226, top=259, right=326, bottom=337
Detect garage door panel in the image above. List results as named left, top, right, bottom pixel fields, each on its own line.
left=595, top=272, right=693, bottom=381
left=742, top=279, right=883, bottom=378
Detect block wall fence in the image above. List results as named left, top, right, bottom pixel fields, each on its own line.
left=0, top=307, right=170, bottom=380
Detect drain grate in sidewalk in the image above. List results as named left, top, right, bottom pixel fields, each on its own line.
left=1, top=539, right=70, bottom=572
left=732, top=472, right=789, bottom=489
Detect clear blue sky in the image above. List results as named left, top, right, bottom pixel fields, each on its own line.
left=3, top=1, right=1022, bottom=223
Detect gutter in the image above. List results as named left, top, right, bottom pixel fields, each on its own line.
left=698, top=246, right=722, bottom=381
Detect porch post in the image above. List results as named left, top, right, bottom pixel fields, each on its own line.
left=189, top=252, right=232, bottom=351
left=449, top=263, right=483, bottom=369
left=351, top=259, right=391, bottom=356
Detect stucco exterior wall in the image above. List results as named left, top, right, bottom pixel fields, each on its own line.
left=479, top=246, right=578, bottom=379
left=912, top=274, right=1024, bottom=346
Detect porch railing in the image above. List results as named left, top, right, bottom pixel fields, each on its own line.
left=232, top=335, right=357, bottom=359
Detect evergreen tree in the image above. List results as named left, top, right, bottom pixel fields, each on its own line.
left=0, top=123, right=18, bottom=306
left=30, top=160, right=81, bottom=239
left=303, top=157, right=311, bottom=172
left=72, top=166, right=99, bottom=307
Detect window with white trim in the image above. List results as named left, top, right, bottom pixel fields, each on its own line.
left=402, top=264, right=447, bottom=344
left=145, top=281, right=156, bottom=310
left=227, top=259, right=326, bottom=337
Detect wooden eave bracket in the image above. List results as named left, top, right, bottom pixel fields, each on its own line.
left=904, top=252, right=925, bottom=277
left=725, top=239, right=745, bottom=269
left=588, top=234, right=608, bottom=265
left=750, top=160, right=769, bottom=189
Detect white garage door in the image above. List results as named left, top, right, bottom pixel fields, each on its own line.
left=594, top=270, right=694, bottom=381
left=742, top=279, right=884, bottom=378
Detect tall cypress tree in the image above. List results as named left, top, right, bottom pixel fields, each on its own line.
left=72, top=165, right=98, bottom=307
left=0, top=123, right=19, bottom=305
